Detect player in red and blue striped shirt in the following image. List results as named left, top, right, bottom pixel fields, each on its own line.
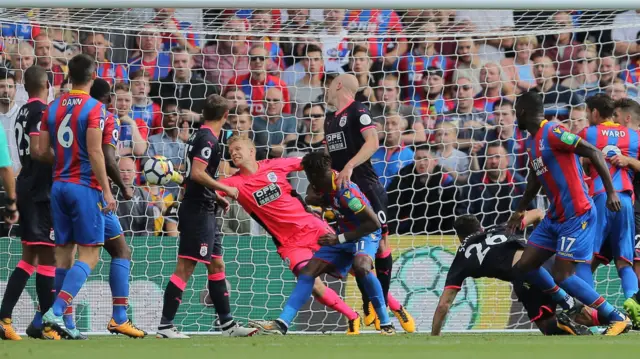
left=39, top=54, right=115, bottom=339
left=578, top=94, right=640, bottom=327
left=507, top=91, right=631, bottom=336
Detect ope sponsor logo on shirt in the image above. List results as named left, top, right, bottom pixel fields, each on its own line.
left=253, top=183, right=282, bottom=206
left=326, top=132, right=347, bottom=152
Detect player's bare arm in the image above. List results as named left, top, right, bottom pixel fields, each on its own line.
left=431, top=288, right=459, bottom=336
left=318, top=205, right=381, bottom=246
left=87, top=128, right=116, bottom=212
left=610, top=154, right=640, bottom=172
left=103, top=143, right=132, bottom=200
left=507, top=171, right=541, bottom=233
left=190, top=158, right=238, bottom=200
left=573, top=139, right=622, bottom=212
left=522, top=209, right=545, bottom=228
left=0, top=165, right=18, bottom=224
left=336, top=127, right=379, bottom=188
left=29, top=133, right=54, bottom=165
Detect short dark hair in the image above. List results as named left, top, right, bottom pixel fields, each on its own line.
left=90, top=77, right=111, bottom=104
left=351, top=45, right=369, bottom=57
left=615, top=98, right=640, bottom=116
left=24, top=65, right=48, bottom=94
left=586, top=93, right=615, bottom=119
left=494, top=98, right=514, bottom=110
left=301, top=151, right=332, bottom=178
left=67, top=54, right=96, bottom=85
left=454, top=215, right=482, bottom=240
left=413, top=142, right=435, bottom=153
left=0, top=69, right=16, bottom=83
left=302, top=102, right=325, bottom=114
left=113, top=82, right=130, bottom=93
left=229, top=104, right=250, bottom=116
left=303, top=44, right=323, bottom=56
left=202, top=94, right=229, bottom=122
left=162, top=99, right=178, bottom=113
left=129, top=69, right=150, bottom=81
left=515, top=90, right=544, bottom=120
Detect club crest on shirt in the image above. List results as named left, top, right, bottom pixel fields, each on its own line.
left=200, top=243, right=209, bottom=257
left=538, top=140, right=545, bottom=151
left=267, top=171, right=277, bottom=183
left=339, top=115, right=347, bottom=127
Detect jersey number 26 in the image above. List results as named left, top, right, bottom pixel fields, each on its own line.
left=465, top=234, right=508, bottom=265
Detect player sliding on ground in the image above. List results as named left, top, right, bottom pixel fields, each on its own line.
left=507, top=90, right=631, bottom=336
left=40, top=54, right=117, bottom=339
left=574, top=94, right=640, bottom=328
left=433, top=213, right=592, bottom=336
left=217, top=136, right=364, bottom=334
left=249, top=151, right=396, bottom=335
left=157, top=95, right=257, bottom=339
left=324, top=73, right=414, bottom=332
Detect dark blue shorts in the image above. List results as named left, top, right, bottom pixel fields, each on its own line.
left=593, top=192, right=635, bottom=264
left=313, top=230, right=381, bottom=277
left=104, top=212, right=123, bottom=240
left=50, top=182, right=105, bottom=246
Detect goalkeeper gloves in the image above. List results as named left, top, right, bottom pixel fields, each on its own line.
left=170, top=171, right=184, bottom=185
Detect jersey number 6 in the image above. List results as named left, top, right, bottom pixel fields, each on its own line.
left=57, top=113, right=74, bottom=148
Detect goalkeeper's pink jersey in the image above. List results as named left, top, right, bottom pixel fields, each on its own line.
left=219, top=158, right=328, bottom=248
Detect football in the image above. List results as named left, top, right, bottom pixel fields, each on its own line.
left=143, top=156, right=174, bottom=185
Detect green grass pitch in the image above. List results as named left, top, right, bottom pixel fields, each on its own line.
left=2, top=333, right=640, bottom=359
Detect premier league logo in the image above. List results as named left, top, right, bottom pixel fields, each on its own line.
left=267, top=171, right=277, bottom=183
left=200, top=244, right=209, bottom=257
left=339, top=115, right=347, bottom=127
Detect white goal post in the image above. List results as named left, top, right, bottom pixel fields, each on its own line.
left=0, top=5, right=638, bottom=335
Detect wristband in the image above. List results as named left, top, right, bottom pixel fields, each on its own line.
left=338, top=234, right=346, bottom=244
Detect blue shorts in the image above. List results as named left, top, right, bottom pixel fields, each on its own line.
left=593, top=192, right=635, bottom=264
left=528, top=207, right=597, bottom=262
left=313, top=230, right=381, bottom=278
left=104, top=212, right=123, bottom=240
left=50, top=182, right=105, bottom=246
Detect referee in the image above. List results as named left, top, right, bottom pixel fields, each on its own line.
left=324, top=74, right=414, bottom=332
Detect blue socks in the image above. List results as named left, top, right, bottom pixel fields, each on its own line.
left=360, top=271, right=391, bottom=325
left=525, top=268, right=573, bottom=310
left=110, top=259, right=131, bottom=324
left=52, top=261, right=91, bottom=318
left=575, top=262, right=595, bottom=288
left=559, top=275, right=624, bottom=322
left=279, top=274, right=314, bottom=327
left=618, top=266, right=639, bottom=299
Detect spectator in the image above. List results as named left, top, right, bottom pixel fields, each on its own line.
left=114, top=156, right=155, bottom=236
left=451, top=37, right=483, bottom=94
left=319, top=9, right=350, bottom=73
left=252, top=87, right=297, bottom=158
left=280, top=10, right=318, bottom=72
left=532, top=55, right=583, bottom=120
left=219, top=105, right=268, bottom=177
left=0, top=70, right=19, bottom=172
left=538, top=11, right=582, bottom=78
left=33, top=34, right=65, bottom=87
left=112, top=82, right=149, bottom=158
left=151, top=8, right=201, bottom=53
left=0, top=9, right=41, bottom=45
left=344, top=9, right=407, bottom=67
left=455, top=10, right=515, bottom=62
left=370, top=73, right=425, bottom=144
left=130, top=70, right=162, bottom=135
left=289, top=44, right=325, bottom=118
left=344, top=45, right=376, bottom=103
left=397, top=22, right=449, bottom=102
left=372, top=114, right=415, bottom=188
left=387, top=143, right=457, bottom=235
left=444, top=76, right=489, bottom=148
left=128, top=26, right=172, bottom=81
left=82, top=31, right=128, bottom=85
left=223, top=88, right=249, bottom=110
left=248, top=10, right=284, bottom=71
left=564, top=104, right=589, bottom=134
left=560, top=46, right=599, bottom=91
left=474, top=62, right=513, bottom=116
left=465, top=142, right=528, bottom=229
left=413, top=67, right=451, bottom=129
left=433, top=121, right=478, bottom=184
left=485, top=99, right=528, bottom=176
left=614, top=98, right=640, bottom=130
left=45, top=9, right=80, bottom=64
left=146, top=99, right=186, bottom=198
left=150, top=46, right=218, bottom=119
left=500, top=35, right=537, bottom=94
left=611, top=9, right=640, bottom=57
left=200, top=16, right=252, bottom=87
left=598, top=54, right=620, bottom=90
left=608, top=78, right=636, bottom=101
left=227, top=45, right=291, bottom=116
left=8, top=41, right=53, bottom=106
left=286, top=102, right=326, bottom=154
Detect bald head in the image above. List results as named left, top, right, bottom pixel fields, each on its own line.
left=327, top=73, right=359, bottom=108
left=335, top=74, right=359, bottom=95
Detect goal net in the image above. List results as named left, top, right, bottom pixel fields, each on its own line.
left=0, top=7, right=638, bottom=334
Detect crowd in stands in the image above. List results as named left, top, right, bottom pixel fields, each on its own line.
left=0, top=8, right=639, bottom=238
